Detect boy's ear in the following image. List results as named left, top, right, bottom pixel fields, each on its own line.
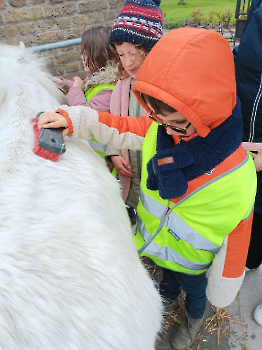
left=19, top=41, right=25, bottom=49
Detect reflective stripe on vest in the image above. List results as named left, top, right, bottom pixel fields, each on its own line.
left=84, top=83, right=115, bottom=158
left=88, top=140, right=106, bottom=153
left=134, top=121, right=256, bottom=274
left=139, top=191, right=220, bottom=254
left=138, top=154, right=250, bottom=258
left=137, top=216, right=212, bottom=270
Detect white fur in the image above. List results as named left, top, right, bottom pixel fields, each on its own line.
left=0, top=44, right=162, bottom=350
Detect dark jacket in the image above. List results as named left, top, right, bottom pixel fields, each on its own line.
left=235, top=0, right=262, bottom=214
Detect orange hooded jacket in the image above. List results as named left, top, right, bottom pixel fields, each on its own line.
left=60, top=28, right=256, bottom=307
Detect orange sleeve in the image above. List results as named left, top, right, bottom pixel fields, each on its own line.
left=97, top=112, right=153, bottom=138
left=222, top=210, right=254, bottom=278
left=56, top=108, right=74, bottom=136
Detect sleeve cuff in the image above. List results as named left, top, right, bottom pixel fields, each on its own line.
left=55, top=108, right=74, bottom=135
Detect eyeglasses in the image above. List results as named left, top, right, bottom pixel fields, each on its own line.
left=149, top=112, right=191, bottom=135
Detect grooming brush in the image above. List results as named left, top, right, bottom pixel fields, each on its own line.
left=32, top=111, right=66, bottom=162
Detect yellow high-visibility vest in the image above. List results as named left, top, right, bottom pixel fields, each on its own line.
left=134, top=122, right=256, bottom=275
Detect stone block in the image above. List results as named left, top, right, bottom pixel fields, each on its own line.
left=33, top=31, right=65, bottom=45
left=66, top=62, right=81, bottom=73
left=37, top=19, right=55, bottom=32
left=30, top=0, right=45, bottom=4
left=88, top=12, right=102, bottom=24
left=64, top=71, right=85, bottom=80
left=0, top=0, right=6, bottom=9
left=66, top=27, right=85, bottom=39
left=56, top=17, right=71, bottom=28
left=72, top=15, right=87, bottom=25
left=104, top=10, right=117, bottom=21
left=60, top=46, right=75, bottom=52
left=44, top=4, right=76, bottom=18
left=44, top=57, right=55, bottom=67
left=3, top=36, right=32, bottom=47
left=5, top=8, right=43, bottom=23
left=50, top=66, right=64, bottom=76
left=18, top=22, right=36, bottom=35
left=9, top=0, right=26, bottom=6
left=79, top=0, right=107, bottom=13
left=0, top=25, right=17, bottom=38
left=108, top=0, right=124, bottom=10
left=40, top=48, right=58, bottom=57
left=55, top=51, right=80, bottom=64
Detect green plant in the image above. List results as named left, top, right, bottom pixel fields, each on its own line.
left=200, top=14, right=208, bottom=27
left=162, top=10, right=167, bottom=18
left=190, top=7, right=204, bottom=25
left=207, top=9, right=219, bottom=28
left=164, top=18, right=187, bottom=29
left=219, top=8, right=233, bottom=28
left=207, top=9, right=215, bottom=23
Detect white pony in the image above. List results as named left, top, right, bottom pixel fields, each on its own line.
left=0, top=43, right=162, bottom=350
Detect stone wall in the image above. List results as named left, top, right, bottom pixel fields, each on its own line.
left=0, top=0, right=124, bottom=79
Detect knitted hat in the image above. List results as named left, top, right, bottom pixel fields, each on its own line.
left=109, top=0, right=164, bottom=49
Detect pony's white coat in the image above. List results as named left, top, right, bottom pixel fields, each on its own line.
left=0, top=44, right=162, bottom=350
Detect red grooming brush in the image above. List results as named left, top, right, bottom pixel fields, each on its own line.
left=32, top=112, right=66, bottom=162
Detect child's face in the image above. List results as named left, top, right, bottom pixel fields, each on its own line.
left=81, top=52, right=91, bottom=74
left=115, top=42, right=146, bottom=79
left=148, top=105, right=196, bottom=137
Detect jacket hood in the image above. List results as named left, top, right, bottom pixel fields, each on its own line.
left=84, top=64, right=118, bottom=90
left=133, top=28, right=237, bottom=137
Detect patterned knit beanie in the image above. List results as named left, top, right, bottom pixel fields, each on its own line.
left=109, top=0, right=164, bottom=49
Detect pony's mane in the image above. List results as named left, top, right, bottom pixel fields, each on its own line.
left=0, top=43, right=67, bottom=173
left=0, top=44, right=66, bottom=107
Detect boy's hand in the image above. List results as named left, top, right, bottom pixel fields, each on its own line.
left=242, top=142, right=262, bottom=172
left=72, top=76, right=84, bottom=89
left=111, top=155, right=133, bottom=177
left=38, top=112, right=69, bottom=137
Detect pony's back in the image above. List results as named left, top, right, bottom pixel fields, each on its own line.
left=0, top=44, right=162, bottom=350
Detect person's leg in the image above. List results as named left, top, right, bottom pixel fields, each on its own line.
left=246, top=212, right=262, bottom=270
left=175, top=271, right=207, bottom=319
left=171, top=272, right=207, bottom=350
left=159, top=267, right=181, bottom=300
left=159, top=267, right=182, bottom=312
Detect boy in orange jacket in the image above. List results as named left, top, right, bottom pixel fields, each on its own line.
left=38, top=28, right=256, bottom=349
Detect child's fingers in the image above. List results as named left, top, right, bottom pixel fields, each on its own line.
left=52, top=77, right=63, bottom=86
left=121, top=168, right=134, bottom=177
left=62, top=128, right=68, bottom=137
left=42, top=120, right=61, bottom=129
left=38, top=112, right=68, bottom=129
left=38, top=112, right=58, bottom=128
left=122, top=158, right=131, bottom=171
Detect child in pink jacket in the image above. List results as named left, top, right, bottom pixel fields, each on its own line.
left=53, top=26, right=118, bottom=112
left=53, top=26, right=118, bottom=160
